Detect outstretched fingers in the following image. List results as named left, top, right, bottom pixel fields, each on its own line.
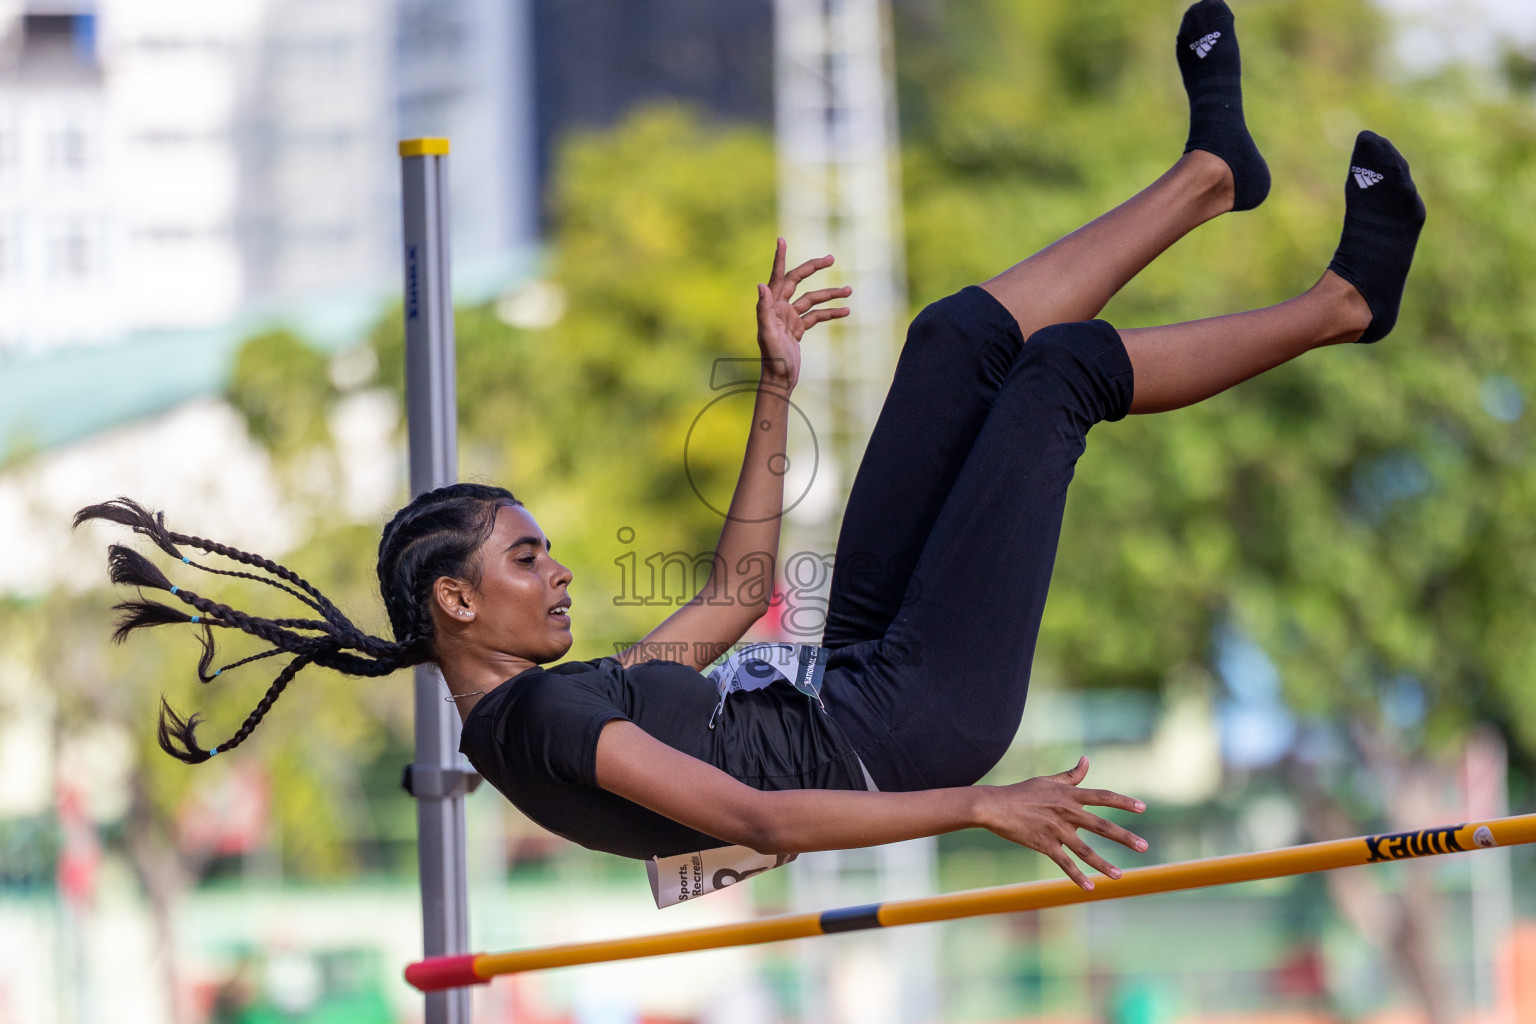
left=1074, top=809, right=1148, bottom=854
left=1062, top=832, right=1122, bottom=882
left=1041, top=756, right=1151, bottom=889
left=793, top=285, right=853, bottom=315
left=779, top=253, right=836, bottom=301
left=1047, top=812, right=1143, bottom=891
left=1078, top=786, right=1146, bottom=815
left=1067, top=765, right=1149, bottom=858
left=763, top=240, right=851, bottom=336
left=1045, top=844, right=1096, bottom=891
left=800, top=306, right=851, bottom=330
left=767, top=237, right=787, bottom=295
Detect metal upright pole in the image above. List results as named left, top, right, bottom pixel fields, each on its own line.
left=399, top=136, right=475, bottom=1024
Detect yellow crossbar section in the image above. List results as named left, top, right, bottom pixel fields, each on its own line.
left=405, top=812, right=1536, bottom=991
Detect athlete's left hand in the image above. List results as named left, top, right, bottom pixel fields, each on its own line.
left=977, top=756, right=1149, bottom=890
left=756, top=237, right=852, bottom=390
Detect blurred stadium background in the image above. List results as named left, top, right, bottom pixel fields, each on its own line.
left=4, top=0, right=1536, bottom=1022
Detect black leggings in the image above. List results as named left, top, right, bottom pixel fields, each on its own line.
left=820, top=286, right=1135, bottom=791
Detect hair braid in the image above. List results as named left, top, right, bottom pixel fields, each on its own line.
left=80, top=485, right=519, bottom=766
left=179, top=556, right=325, bottom=615
left=170, top=532, right=352, bottom=628
left=189, top=541, right=398, bottom=664
left=76, top=498, right=350, bottom=628
left=199, top=643, right=282, bottom=681
left=158, top=652, right=316, bottom=764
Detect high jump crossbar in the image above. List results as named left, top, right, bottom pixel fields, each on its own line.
left=406, top=811, right=1536, bottom=991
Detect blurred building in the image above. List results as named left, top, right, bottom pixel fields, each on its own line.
left=0, top=0, right=771, bottom=365
left=0, top=0, right=779, bottom=463
left=0, top=0, right=535, bottom=363
left=530, top=0, right=773, bottom=208
left=0, top=6, right=111, bottom=354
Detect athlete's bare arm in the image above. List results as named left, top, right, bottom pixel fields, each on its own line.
left=594, top=718, right=1148, bottom=890
left=617, top=241, right=849, bottom=672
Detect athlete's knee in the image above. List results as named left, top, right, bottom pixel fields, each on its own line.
left=902, top=287, right=1024, bottom=363
left=1015, top=319, right=1135, bottom=423
left=901, top=292, right=968, bottom=355
left=1021, top=318, right=1116, bottom=358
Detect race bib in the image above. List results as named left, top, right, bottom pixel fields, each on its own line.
left=706, top=642, right=827, bottom=729
left=644, top=644, right=827, bottom=908
left=647, top=845, right=799, bottom=909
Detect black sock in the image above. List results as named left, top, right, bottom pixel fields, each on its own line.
left=1177, top=0, right=1270, bottom=211
left=1327, top=131, right=1426, bottom=344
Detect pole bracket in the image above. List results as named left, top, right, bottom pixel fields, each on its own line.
left=401, top=763, right=483, bottom=800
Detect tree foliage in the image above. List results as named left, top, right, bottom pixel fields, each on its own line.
left=38, top=0, right=1536, bottom=895
left=895, top=0, right=1536, bottom=767
left=226, top=329, right=337, bottom=457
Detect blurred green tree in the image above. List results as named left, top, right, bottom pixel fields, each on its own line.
left=895, top=0, right=1536, bottom=1017
left=226, top=329, right=335, bottom=456
left=34, top=1, right=1536, bottom=1017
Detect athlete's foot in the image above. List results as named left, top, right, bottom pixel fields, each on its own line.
left=1326, top=131, right=1426, bottom=344
left=1177, top=0, right=1270, bottom=212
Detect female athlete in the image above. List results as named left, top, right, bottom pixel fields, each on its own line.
left=81, top=0, right=1423, bottom=892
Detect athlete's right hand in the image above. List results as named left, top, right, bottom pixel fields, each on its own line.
left=976, top=756, right=1148, bottom=890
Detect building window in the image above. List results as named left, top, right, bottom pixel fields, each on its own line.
left=0, top=125, right=17, bottom=176
left=49, top=222, right=95, bottom=280
left=0, top=219, right=19, bottom=280
left=21, top=14, right=100, bottom=69
left=138, top=225, right=195, bottom=242
left=396, top=0, right=464, bottom=59
left=48, top=124, right=91, bottom=174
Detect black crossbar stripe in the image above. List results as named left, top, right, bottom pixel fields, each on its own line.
left=819, top=903, right=883, bottom=934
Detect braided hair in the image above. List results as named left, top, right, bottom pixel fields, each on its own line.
left=76, top=484, right=520, bottom=764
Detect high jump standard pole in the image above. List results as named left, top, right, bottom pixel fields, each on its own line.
left=406, top=812, right=1536, bottom=990
left=399, top=137, right=477, bottom=1024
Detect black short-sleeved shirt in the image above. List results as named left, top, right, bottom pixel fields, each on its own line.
left=458, top=657, right=866, bottom=860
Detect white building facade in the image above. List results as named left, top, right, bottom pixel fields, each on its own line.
left=0, top=0, right=535, bottom=359
left=0, top=5, right=116, bottom=354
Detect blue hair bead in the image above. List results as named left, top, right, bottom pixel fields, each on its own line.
left=182, top=557, right=191, bottom=564
left=190, top=615, right=201, bottom=624
left=214, top=669, right=223, bottom=677
left=208, top=746, right=219, bottom=757
left=170, top=585, right=179, bottom=595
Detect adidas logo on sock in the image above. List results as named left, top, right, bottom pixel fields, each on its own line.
left=1351, top=166, right=1384, bottom=189
left=1189, top=31, right=1221, bottom=58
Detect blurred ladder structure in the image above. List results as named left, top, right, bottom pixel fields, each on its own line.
left=773, top=2, right=938, bottom=1022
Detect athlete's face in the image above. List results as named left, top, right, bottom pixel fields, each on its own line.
left=463, top=504, right=574, bottom=664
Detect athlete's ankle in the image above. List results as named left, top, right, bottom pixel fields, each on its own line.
left=1176, top=150, right=1237, bottom=216
left=1314, top=270, right=1375, bottom=345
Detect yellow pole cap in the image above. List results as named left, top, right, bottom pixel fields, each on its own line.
left=399, top=138, right=450, bottom=157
